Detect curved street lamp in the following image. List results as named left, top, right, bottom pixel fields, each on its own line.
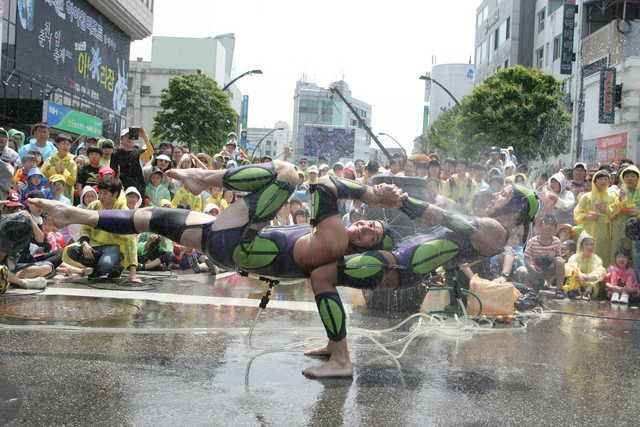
left=222, top=69, right=263, bottom=91
left=250, top=127, right=286, bottom=160
left=419, top=74, right=460, bottom=106
left=377, top=132, right=407, bottom=156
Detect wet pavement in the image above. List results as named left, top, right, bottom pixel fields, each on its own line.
left=0, top=272, right=639, bottom=426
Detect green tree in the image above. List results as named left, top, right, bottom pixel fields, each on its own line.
left=424, top=105, right=465, bottom=157
left=426, top=65, right=571, bottom=161
left=153, top=73, right=237, bottom=153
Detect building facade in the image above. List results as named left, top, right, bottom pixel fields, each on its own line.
left=0, top=0, right=153, bottom=139
left=474, top=0, right=536, bottom=83
left=127, top=34, right=242, bottom=135
left=127, top=59, right=199, bottom=135
left=149, top=35, right=242, bottom=113
left=292, top=79, right=372, bottom=163
left=575, top=1, right=640, bottom=164
left=423, top=63, right=476, bottom=127
left=245, top=121, right=290, bottom=160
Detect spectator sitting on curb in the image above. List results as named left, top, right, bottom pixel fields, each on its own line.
left=515, top=214, right=565, bottom=290
left=564, top=232, right=606, bottom=300
left=605, top=250, right=638, bottom=304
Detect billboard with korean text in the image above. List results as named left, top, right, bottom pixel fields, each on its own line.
left=15, top=0, right=130, bottom=115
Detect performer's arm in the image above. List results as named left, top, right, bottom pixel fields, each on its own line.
left=316, top=176, right=405, bottom=207
left=309, top=176, right=404, bottom=227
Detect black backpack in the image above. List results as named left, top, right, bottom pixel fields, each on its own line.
left=0, top=213, right=33, bottom=255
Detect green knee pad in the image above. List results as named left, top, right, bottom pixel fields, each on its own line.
left=223, top=163, right=275, bottom=192
left=410, top=239, right=460, bottom=275
left=244, top=180, right=294, bottom=222
left=337, top=251, right=389, bottom=289
left=315, top=292, right=347, bottom=341
left=232, top=234, right=280, bottom=270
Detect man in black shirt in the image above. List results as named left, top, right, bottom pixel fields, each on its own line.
left=77, top=146, right=103, bottom=187
left=111, top=127, right=154, bottom=199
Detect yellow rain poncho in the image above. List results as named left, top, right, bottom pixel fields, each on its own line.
left=610, top=165, right=640, bottom=261
left=573, top=170, right=614, bottom=266
left=443, top=172, right=477, bottom=214
left=564, top=232, right=606, bottom=297
left=172, top=186, right=202, bottom=212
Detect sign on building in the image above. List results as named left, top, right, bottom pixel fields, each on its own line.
left=596, top=132, right=627, bottom=163
left=598, top=67, right=616, bottom=124
left=43, top=100, right=103, bottom=136
left=15, top=0, right=131, bottom=115
left=560, top=2, right=577, bottom=75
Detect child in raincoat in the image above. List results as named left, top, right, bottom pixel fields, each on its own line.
left=171, top=154, right=202, bottom=211
left=535, top=172, right=575, bottom=234
left=564, top=232, right=606, bottom=299
left=19, top=168, right=52, bottom=202
left=145, top=167, right=171, bottom=206
left=573, top=170, right=614, bottom=267
left=8, top=129, right=26, bottom=151
left=604, top=250, right=638, bottom=304
left=609, top=165, right=640, bottom=263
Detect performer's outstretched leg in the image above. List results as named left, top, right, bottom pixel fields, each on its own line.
left=29, top=161, right=301, bottom=253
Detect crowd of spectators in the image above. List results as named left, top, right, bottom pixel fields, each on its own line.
left=1, top=124, right=639, bottom=306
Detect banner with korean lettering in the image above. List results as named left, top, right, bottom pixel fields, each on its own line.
left=43, top=100, right=102, bottom=136
left=15, top=0, right=130, bottom=115
left=598, top=67, right=616, bottom=124
left=596, top=132, right=627, bottom=163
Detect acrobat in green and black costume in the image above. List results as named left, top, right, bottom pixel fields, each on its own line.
left=91, top=163, right=376, bottom=343
left=336, top=185, right=539, bottom=291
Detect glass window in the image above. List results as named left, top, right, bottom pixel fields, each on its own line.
left=538, top=8, right=546, bottom=32
left=505, top=17, right=510, bottom=39
left=9, top=0, right=17, bottom=23
left=494, top=28, right=500, bottom=49
left=477, top=5, right=488, bottom=27
left=553, top=36, right=561, bottom=60
left=479, top=41, right=487, bottom=65
left=489, top=34, right=495, bottom=62
left=545, top=43, right=550, bottom=66
left=536, top=47, right=544, bottom=68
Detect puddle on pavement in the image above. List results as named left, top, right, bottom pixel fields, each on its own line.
left=0, top=295, right=265, bottom=328
left=0, top=296, right=141, bottom=325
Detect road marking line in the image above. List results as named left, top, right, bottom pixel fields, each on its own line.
left=16, top=287, right=352, bottom=313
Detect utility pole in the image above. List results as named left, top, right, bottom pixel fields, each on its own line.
left=573, top=0, right=585, bottom=162
left=329, top=86, right=393, bottom=162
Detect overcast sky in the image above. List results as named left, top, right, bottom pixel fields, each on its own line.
left=130, top=0, right=477, bottom=152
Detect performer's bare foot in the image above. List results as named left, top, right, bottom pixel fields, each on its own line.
left=304, top=340, right=339, bottom=358
left=166, top=169, right=222, bottom=195
left=27, top=198, right=94, bottom=229
left=303, top=353, right=353, bottom=379
left=303, top=339, right=352, bottom=378
left=304, top=345, right=331, bottom=358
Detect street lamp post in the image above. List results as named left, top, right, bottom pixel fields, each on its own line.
left=222, top=69, right=263, bottom=91
left=250, top=127, right=285, bottom=160
left=419, top=74, right=460, bottom=106
left=378, top=132, right=407, bottom=157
